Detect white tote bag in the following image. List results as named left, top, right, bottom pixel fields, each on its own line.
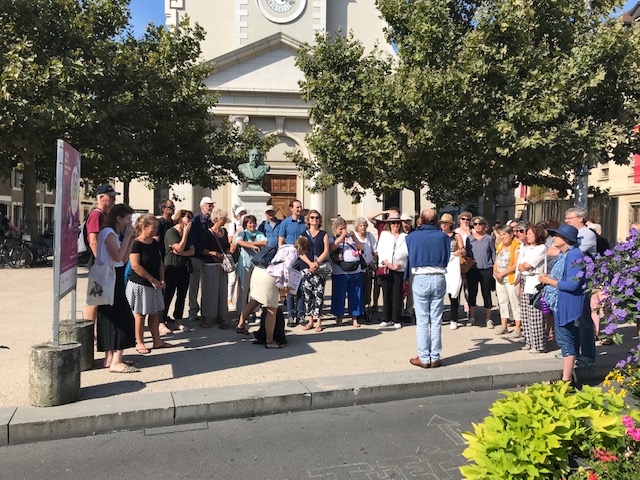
left=86, top=230, right=116, bottom=306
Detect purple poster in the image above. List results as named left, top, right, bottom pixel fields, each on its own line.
left=55, top=141, right=81, bottom=297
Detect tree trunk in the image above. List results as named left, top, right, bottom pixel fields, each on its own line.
left=413, top=186, right=421, bottom=219
left=482, top=188, right=496, bottom=226
left=123, top=181, right=130, bottom=206
left=21, top=151, right=39, bottom=241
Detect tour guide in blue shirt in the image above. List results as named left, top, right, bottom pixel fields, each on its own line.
left=405, top=209, right=451, bottom=368
left=278, top=199, right=307, bottom=326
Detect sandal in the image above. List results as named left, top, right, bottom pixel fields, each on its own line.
left=302, top=323, right=314, bottom=331
left=177, top=324, right=194, bottom=333
left=109, top=364, right=141, bottom=373
left=265, top=342, right=283, bottom=349
left=136, top=344, right=151, bottom=354
left=236, top=326, right=250, bottom=335
left=199, top=319, right=211, bottom=329
left=352, top=320, right=361, bottom=328
left=315, top=325, right=323, bottom=332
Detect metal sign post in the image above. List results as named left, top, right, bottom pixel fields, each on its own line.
left=53, top=140, right=81, bottom=347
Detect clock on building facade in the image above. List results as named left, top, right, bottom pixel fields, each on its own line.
left=256, top=0, right=307, bottom=24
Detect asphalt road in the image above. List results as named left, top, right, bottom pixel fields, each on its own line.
left=0, top=389, right=513, bottom=480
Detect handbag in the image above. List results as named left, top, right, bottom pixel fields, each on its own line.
left=460, top=256, right=476, bottom=274
left=213, top=229, right=236, bottom=273
left=375, top=266, right=390, bottom=277
left=330, top=240, right=361, bottom=272
left=316, top=261, right=332, bottom=276
left=530, top=283, right=545, bottom=310
left=86, top=235, right=115, bottom=306
left=251, top=245, right=278, bottom=268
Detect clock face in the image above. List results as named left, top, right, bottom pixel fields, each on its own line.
left=257, top=0, right=306, bottom=24
left=267, top=0, right=294, bottom=13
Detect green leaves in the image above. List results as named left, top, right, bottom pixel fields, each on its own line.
left=460, top=382, right=630, bottom=479
left=295, top=0, right=640, bottom=209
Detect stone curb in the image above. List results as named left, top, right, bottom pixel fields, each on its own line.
left=2, top=359, right=608, bottom=445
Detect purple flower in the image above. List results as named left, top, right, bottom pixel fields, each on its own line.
left=603, top=323, right=618, bottom=335
left=636, top=300, right=640, bottom=312
left=604, top=249, right=614, bottom=256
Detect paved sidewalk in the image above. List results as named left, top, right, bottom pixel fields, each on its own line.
left=0, top=267, right=634, bottom=445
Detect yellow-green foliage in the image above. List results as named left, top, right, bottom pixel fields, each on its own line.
left=460, top=382, right=628, bottom=479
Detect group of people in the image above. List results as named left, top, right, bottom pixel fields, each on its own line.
left=82, top=183, right=607, bottom=381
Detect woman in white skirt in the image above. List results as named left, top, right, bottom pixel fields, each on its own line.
left=238, top=237, right=312, bottom=348
left=126, top=214, right=172, bottom=353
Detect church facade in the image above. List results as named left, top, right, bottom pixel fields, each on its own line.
left=115, top=0, right=424, bottom=223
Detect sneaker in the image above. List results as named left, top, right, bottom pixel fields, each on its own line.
left=510, top=331, right=523, bottom=339
left=529, top=349, right=545, bottom=354
left=521, top=345, right=531, bottom=350
left=188, top=314, right=198, bottom=322
left=496, top=327, right=509, bottom=335
left=450, top=321, right=459, bottom=330
left=393, top=323, right=402, bottom=329
left=486, top=319, right=495, bottom=329
left=467, top=317, right=476, bottom=326
left=555, top=353, right=563, bottom=359
left=379, top=321, right=392, bottom=327
left=575, top=356, right=595, bottom=368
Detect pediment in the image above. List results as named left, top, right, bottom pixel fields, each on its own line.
left=204, top=33, right=305, bottom=94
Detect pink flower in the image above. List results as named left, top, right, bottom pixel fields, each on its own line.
left=623, top=415, right=635, bottom=428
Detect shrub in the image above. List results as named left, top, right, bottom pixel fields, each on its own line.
left=460, top=382, right=629, bottom=479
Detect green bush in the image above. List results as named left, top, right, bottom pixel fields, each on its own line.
left=460, top=382, right=629, bottom=479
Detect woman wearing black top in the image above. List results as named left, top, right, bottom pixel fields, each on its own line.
left=200, top=208, right=231, bottom=329
left=300, top=210, right=330, bottom=332
left=126, top=214, right=172, bottom=354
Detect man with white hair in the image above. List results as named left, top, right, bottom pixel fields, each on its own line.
left=188, top=196, right=214, bottom=322
left=587, top=223, right=610, bottom=256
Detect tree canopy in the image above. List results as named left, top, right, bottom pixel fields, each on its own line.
left=294, top=0, right=640, bottom=209
left=0, top=0, right=257, bottom=237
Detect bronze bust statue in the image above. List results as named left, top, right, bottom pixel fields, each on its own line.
left=239, top=148, right=270, bottom=190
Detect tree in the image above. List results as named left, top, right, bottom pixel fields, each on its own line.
left=0, top=0, right=253, bottom=239
left=293, top=0, right=640, bottom=215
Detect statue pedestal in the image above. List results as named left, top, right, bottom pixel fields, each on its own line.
left=238, top=189, right=272, bottom=218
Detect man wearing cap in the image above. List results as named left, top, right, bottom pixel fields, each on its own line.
left=278, top=199, right=307, bottom=326
left=188, top=197, right=214, bottom=322
left=85, top=184, right=119, bottom=323
left=258, top=206, right=281, bottom=248
left=405, top=209, right=450, bottom=368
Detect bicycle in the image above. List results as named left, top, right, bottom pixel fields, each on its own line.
left=8, top=240, right=34, bottom=268
left=0, top=238, right=19, bottom=267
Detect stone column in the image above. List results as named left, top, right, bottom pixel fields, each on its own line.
left=229, top=115, right=249, bottom=207
left=29, top=342, right=81, bottom=406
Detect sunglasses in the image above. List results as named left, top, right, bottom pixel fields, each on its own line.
left=460, top=217, right=470, bottom=221
left=185, top=215, right=193, bottom=220
left=473, top=222, right=485, bottom=226
left=309, top=216, right=320, bottom=219
left=515, top=229, right=525, bottom=233
left=389, top=221, right=401, bottom=225
left=163, top=205, right=175, bottom=210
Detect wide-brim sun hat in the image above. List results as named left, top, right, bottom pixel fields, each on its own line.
left=384, top=211, right=402, bottom=222
left=548, top=224, right=579, bottom=245
left=440, top=213, right=454, bottom=224
left=200, top=196, right=214, bottom=206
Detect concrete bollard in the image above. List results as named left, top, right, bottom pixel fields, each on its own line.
left=59, top=320, right=94, bottom=371
left=29, top=342, right=81, bottom=407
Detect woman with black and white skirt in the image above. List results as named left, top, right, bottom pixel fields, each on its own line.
left=126, top=214, right=172, bottom=354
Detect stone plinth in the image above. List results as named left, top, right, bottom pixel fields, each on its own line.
left=59, top=320, right=94, bottom=371
left=29, top=342, right=80, bottom=407
left=238, top=189, right=272, bottom=218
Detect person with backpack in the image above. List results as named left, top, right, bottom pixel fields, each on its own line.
left=84, top=184, right=119, bottom=326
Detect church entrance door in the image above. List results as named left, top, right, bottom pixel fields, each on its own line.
left=262, top=175, right=297, bottom=220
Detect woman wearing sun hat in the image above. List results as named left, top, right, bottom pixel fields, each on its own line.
left=538, top=224, right=586, bottom=384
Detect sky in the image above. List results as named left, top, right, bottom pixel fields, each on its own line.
left=129, top=0, right=165, bottom=37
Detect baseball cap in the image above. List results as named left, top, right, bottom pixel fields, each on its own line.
left=199, top=197, right=214, bottom=206
left=400, top=213, right=413, bottom=221
left=265, top=206, right=276, bottom=214
left=234, top=205, right=247, bottom=217
left=96, top=184, right=120, bottom=196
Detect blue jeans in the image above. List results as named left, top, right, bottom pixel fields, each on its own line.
left=286, top=282, right=304, bottom=322
left=413, top=274, right=446, bottom=363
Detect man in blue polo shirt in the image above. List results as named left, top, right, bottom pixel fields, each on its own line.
left=405, top=209, right=450, bottom=369
left=258, top=206, right=281, bottom=248
left=278, top=199, right=307, bottom=326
